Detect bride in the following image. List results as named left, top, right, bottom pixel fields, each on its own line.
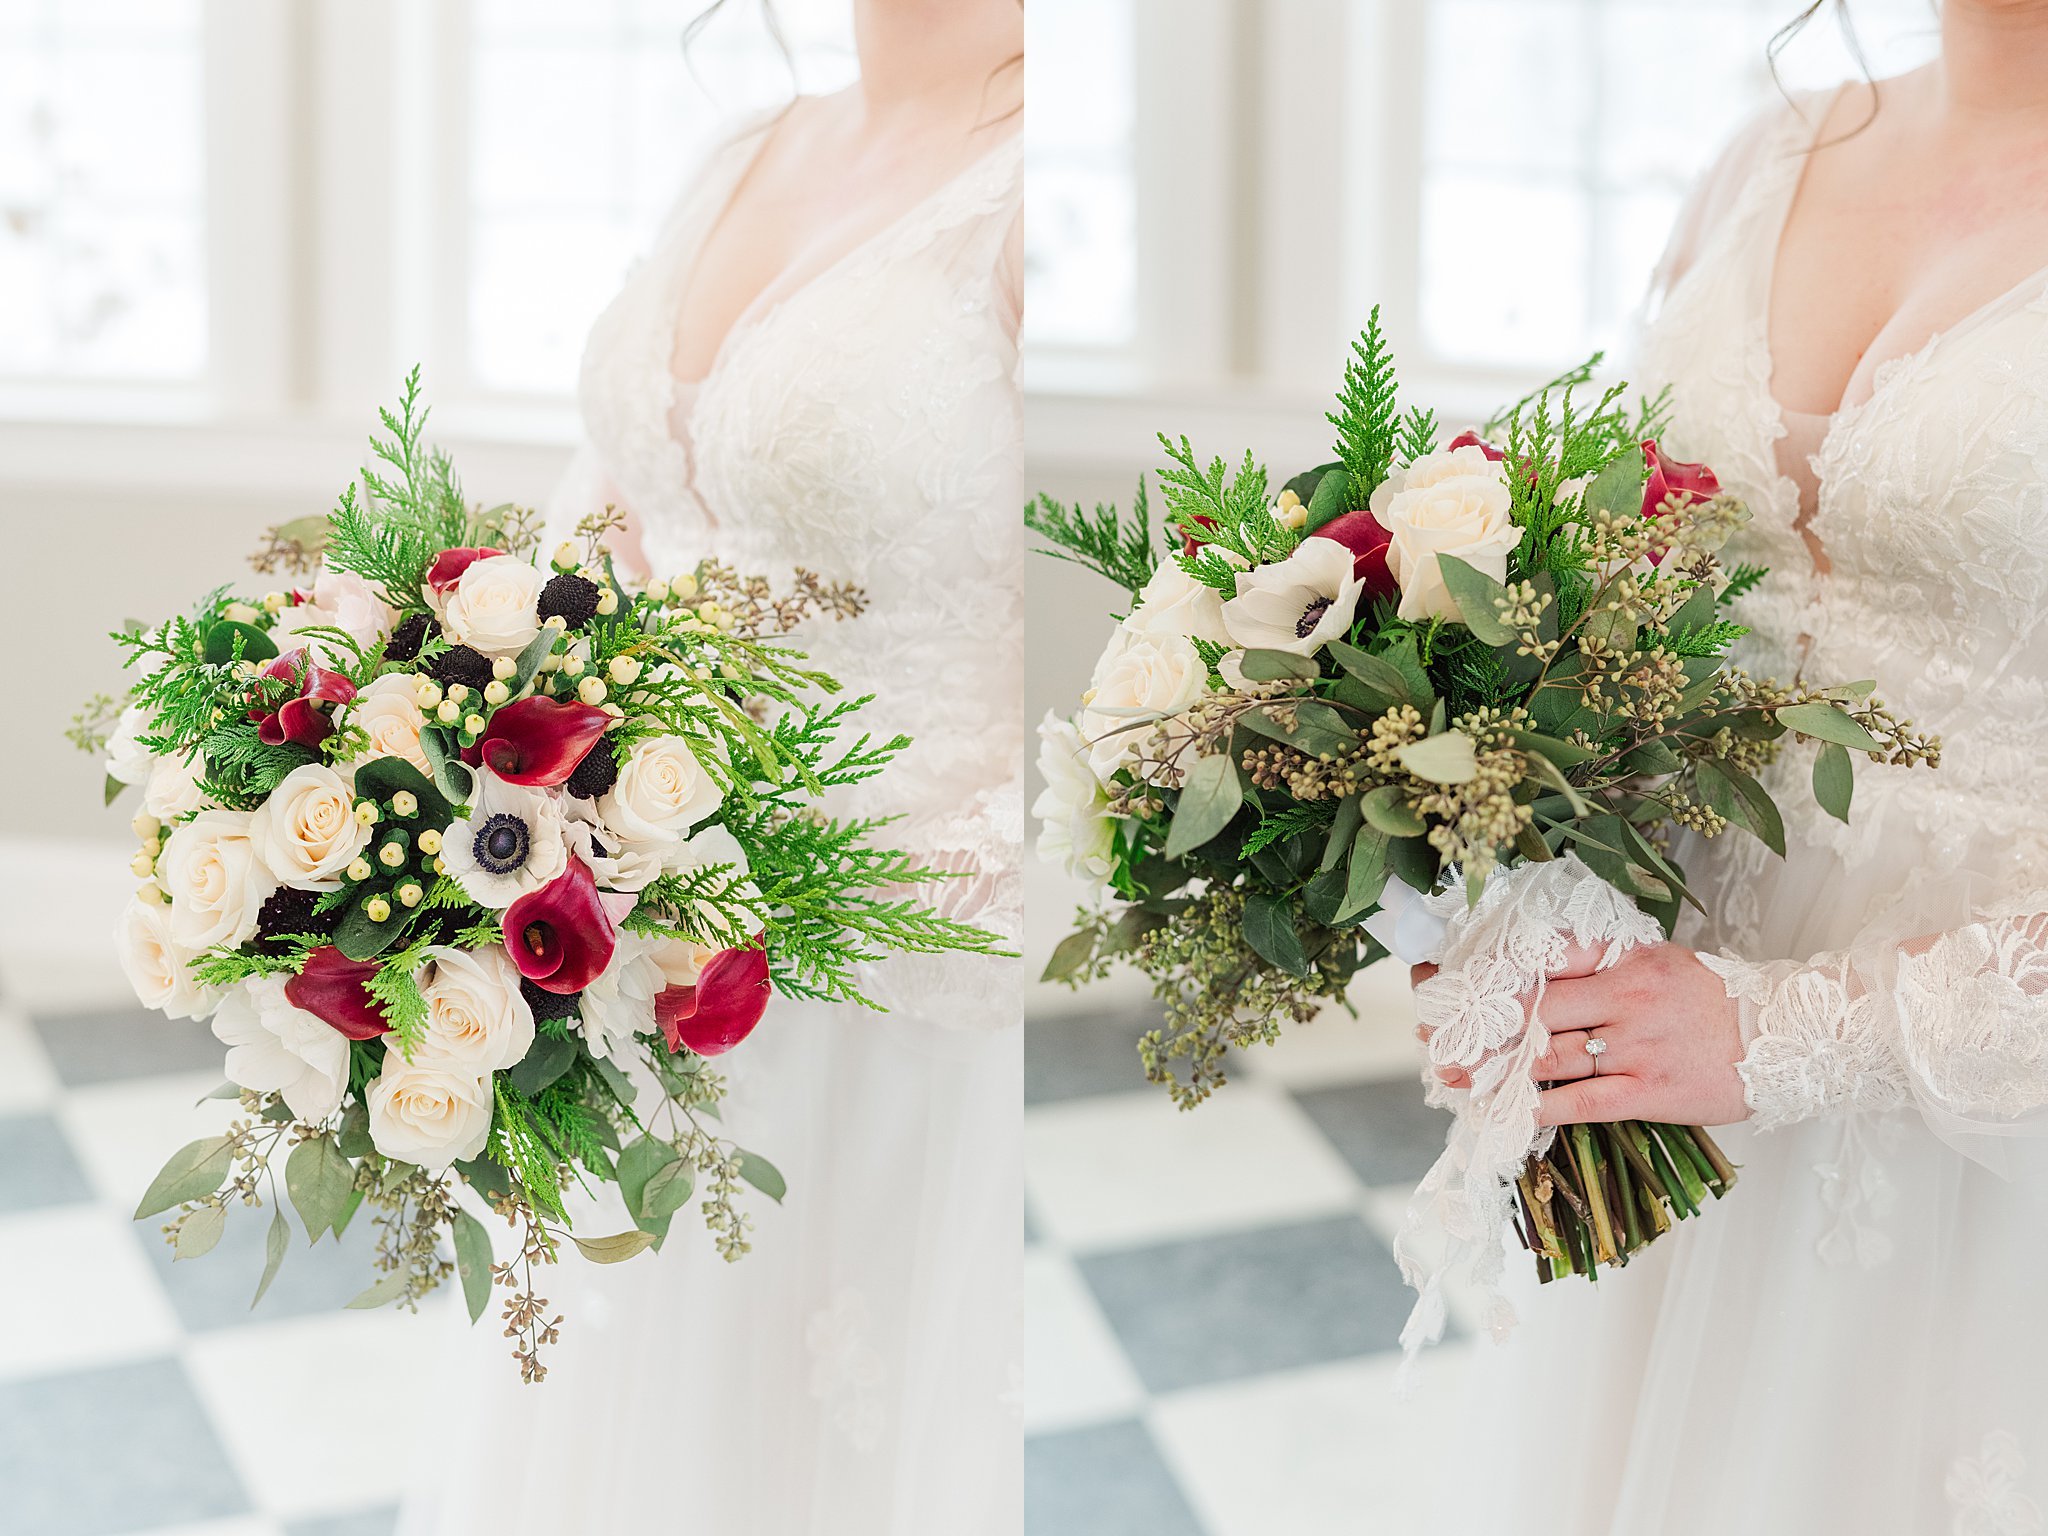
left=401, top=4, right=1023, bottom=1533
left=1440, top=3, right=2048, bottom=1531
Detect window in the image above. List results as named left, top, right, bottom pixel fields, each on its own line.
left=462, top=0, right=858, bottom=398
left=0, top=0, right=207, bottom=384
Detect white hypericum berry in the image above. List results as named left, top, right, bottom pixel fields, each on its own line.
left=415, top=678, right=443, bottom=709
left=347, top=857, right=373, bottom=882
left=224, top=601, right=260, bottom=624
left=645, top=579, right=670, bottom=603
left=261, top=592, right=286, bottom=614
left=365, top=896, right=392, bottom=922
left=672, top=573, right=699, bottom=600
left=391, top=791, right=418, bottom=818
left=130, top=851, right=155, bottom=878
left=398, top=881, right=424, bottom=908
left=577, top=677, right=607, bottom=706
left=552, top=540, right=580, bottom=572
left=378, top=842, right=405, bottom=869
left=595, top=589, right=619, bottom=616
left=484, top=681, right=510, bottom=706
left=418, top=828, right=443, bottom=856
left=561, top=656, right=586, bottom=679
left=492, top=656, right=516, bottom=681
left=607, top=655, right=642, bottom=685
left=436, top=700, right=460, bottom=724
left=447, top=684, right=470, bottom=704
left=544, top=614, right=569, bottom=631
left=464, top=713, right=486, bottom=735
left=353, top=801, right=380, bottom=827
left=130, top=811, right=160, bottom=839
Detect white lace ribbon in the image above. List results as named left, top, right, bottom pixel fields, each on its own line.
left=1394, top=853, right=1665, bottom=1365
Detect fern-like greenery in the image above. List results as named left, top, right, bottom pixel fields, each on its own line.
left=323, top=368, right=475, bottom=610
left=1161, top=438, right=1288, bottom=592
left=1025, top=479, right=1158, bottom=599
left=1329, top=306, right=1403, bottom=504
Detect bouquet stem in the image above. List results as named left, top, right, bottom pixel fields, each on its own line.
left=1518, top=1121, right=1735, bottom=1281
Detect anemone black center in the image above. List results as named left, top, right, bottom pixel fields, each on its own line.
left=1296, top=597, right=1332, bottom=638
left=474, top=812, right=531, bottom=875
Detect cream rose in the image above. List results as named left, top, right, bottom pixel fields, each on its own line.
left=115, top=894, right=220, bottom=1022
left=1033, top=712, right=1117, bottom=879
left=598, top=736, right=723, bottom=851
left=1368, top=443, right=1520, bottom=622
left=646, top=934, right=722, bottom=991
left=576, top=932, right=667, bottom=1060
left=160, top=809, right=276, bottom=952
left=279, top=567, right=398, bottom=661
left=442, top=555, right=543, bottom=658
left=413, top=944, right=536, bottom=1074
left=1219, top=537, right=1364, bottom=658
left=1125, top=560, right=1228, bottom=647
left=249, top=763, right=370, bottom=891
left=105, top=703, right=155, bottom=786
left=365, top=1053, right=493, bottom=1168
left=142, top=752, right=210, bottom=822
left=346, top=672, right=433, bottom=777
left=1078, top=623, right=1208, bottom=782
left=210, top=975, right=349, bottom=1121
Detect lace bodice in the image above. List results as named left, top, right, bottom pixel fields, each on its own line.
left=551, top=114, right=1024, bottom=1016
left=1636, top=89, right=2048, bottom=1149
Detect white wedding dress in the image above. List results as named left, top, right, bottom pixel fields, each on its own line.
left=401, top=112, right=1024, bottom=1536
left=1450, top=89, right=2048, bottom=1535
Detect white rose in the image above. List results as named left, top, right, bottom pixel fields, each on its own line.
left=105, top=703, right=155, bottom=786
left=210, top=975, right=349, bottom=1121
left=413, top=944, right=536, bottom=1073
left=646, top=934, right=721, bottom=991
left=1368, top=443, right=1520, bottom=623
left=345, top=672, right=433, bottom=778
left=576, top=931, right=667, bottom=1060
left=1033, top=712, right=1116, bottom=880
left=1078, top=623, right=1208, bottom=782
left=598, top=736, right=723, bottom=852
left=160, top=809, right=277, bottom=952
left=115, top=894, right=220, bottom=1021
left=280, top=567, right=398, bottom=661
left=365, top=1053, right=493, bottom=1169
left=249, top=762, right=370, bottom=891
left=561, top=797, right=665, bottom=894
left=1219, top=537, right=1364, bottom=658
left=442, top=556, right=543, bottom=658
left=143, top=752, right=211, bottom=822
left=1126, top=561, right=1228, bottom=647
left=439, top=767, right=569, bottom=909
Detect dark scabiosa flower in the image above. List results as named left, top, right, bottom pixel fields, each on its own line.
left=250, top=648, right=356, bottom=750
left=383, top=611, right=437, bottom=662
left=252, top=887, right=332, bottom=954
left=503, top=858, right=617, bottom=994
left=655, top=941, right=771, bottom=1057
left=519, top=975, right=583, bottom=1024
left=473, top=696, right=612, bottom=788
left=564, top=739, right=620, bottom=800
left=430, top=644, right=496, bottom=694
left=284, top=946, right=391, bottom=1039
left=537, top=572, right=601, bottom=629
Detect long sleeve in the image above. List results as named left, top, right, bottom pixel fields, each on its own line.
left=1702, top=907, right=2048, bottom=1154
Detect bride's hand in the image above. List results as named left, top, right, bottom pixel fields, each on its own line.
left=1408, top=944, right=1749, bottom=1128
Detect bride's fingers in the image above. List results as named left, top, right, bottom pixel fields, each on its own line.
left=1536, top=1074, right=1641, bottom=1127
left=1410, top=963, right=1438, bottom=988
left=1543, top=940, right=1615, bottom=982
left=1531, top=1030, right=1600, bottom=1082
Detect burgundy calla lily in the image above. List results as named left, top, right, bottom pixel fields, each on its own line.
left=655, top=941, right=771, bottom=1057
left=504, top=858, right=616, bottom=994
left=1640, top=440, right=1720, bottom=519
left=1447, top=429, right=1507, bottom=463
left=475, top=697, right=613, bottom=787
left=425, top=546, right=504, bottom=595
left=1308, top=509, right=1398, bottom=602
left=251, top=648, right=357, bottom=750
left=284, top=946, right=390, bottom=1040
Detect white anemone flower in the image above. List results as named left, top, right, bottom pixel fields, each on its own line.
left=1220, top=538, right=1364, bottom=657
left=440, top=768, right=569, bottom=909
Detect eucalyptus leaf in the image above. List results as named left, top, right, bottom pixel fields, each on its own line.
left=1336, top=824, right=1392, bottom=922
left=737, top=1150, right=787, bottom=1204
left=252, top=1207, right=290, bottom=1308
left=201, top=619, right=279, bottom=667
left=420, top=726, right=475, bottom=806
left=1434, top=556, right=1513, bottom=644
left=1240, top=700, right=1358, bottom=760
left=1236, top=648, right=1321, bottom=684
left=1164, top=753, right=1244, bottom=859
left=1324, top=640, right=1414, bottom=708
left=1724, top=763, right=1787, bottom=855
left=1041, top=927, right=1098, bottom=984
left=337, top=1102, right=374, bottom=1160
left=640, top=1159, right=696, bottom=1221
left=572, top=1229, right=659, bottom=1264
left=1320, top=794, right=1364, bottom=873
left=1584, top=449, right=1647, bottom=520
left=285, top=1136, right=357, bottom=1245
left=451, top=1208, right=495, bottom=1324
left=1242, top=892, right=1311, bottom=977
left=1304, top=459, right=1352, bottom=532
left=172, top=1204, right=226, bottom=1261
left=508, top=1032, right=579, bottom=1096
left=1387, top=834, right=1438, bottom=893
left=1813, top=740, right=1854, bottom=823
left=135, top=1135, right=236, bottom=1219
left=346, top=1270, right=411, bottom=1309
left=1777, top=701, right=1883, bottom=753
left=455, top=1154, right=516, bottom=1206
left=104, top=774, right=126, bottom=807
left=1361, top=784, right=1425, bottom=837
left=1395, top=730, right=1478, bottom=785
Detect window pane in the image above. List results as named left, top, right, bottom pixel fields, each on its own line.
left=0, top=0, right=206, bottom=383
left=1417, top=0, right=1939, bottom=374
left=465, top=0, right=857, bottom=396
left=1023, top=0, right=1135, bottom=352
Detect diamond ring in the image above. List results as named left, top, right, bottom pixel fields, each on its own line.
left=1584, top=1036, right=1608, bottom=1073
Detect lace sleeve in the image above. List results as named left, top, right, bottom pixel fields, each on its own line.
left=1701, top=905, right=2048, bottom=1157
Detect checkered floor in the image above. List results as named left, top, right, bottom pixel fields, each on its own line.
left=1022, top=965, right=1477, bottom=1536
left=0, top=854, right=445, bottom=1536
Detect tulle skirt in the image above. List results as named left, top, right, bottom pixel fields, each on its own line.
left=397, top=999, right=1022, bottom=1536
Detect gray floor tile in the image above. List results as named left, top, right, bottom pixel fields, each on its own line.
left=0, top=1112, right=95, bottom=1213
left=0, top=1357, right=250, bottom=1536
left=1026, top=1006, right=1160, bottom=1105
left=1078, top=1215, right=1423, bottom=1394
left=142, top=1197, right=384, bottom=1332
left=1292, top=1077, right=1450, bottom=1187
left=285, top=1508, right=399, bottom=1536
left=31, top=1007, right=223, bottom=1087
left=1025, top=1418, right=1207, bottom=1536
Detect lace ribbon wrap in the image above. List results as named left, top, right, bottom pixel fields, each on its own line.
left=1394, top=854, right=1665, bottom=1364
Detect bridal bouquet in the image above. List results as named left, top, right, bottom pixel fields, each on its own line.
left=77, top=373, right=1003, bottom=1381
left=1030, top=313, right=1937, bottom=1334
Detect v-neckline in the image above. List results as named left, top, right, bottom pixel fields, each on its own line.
left=668, top=115, right=1021, bottom=397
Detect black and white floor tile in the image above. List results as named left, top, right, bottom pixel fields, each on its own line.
left=0, top=857, right=443, bottom=1536
left=1022, top=966, right=1478, bottom=1536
